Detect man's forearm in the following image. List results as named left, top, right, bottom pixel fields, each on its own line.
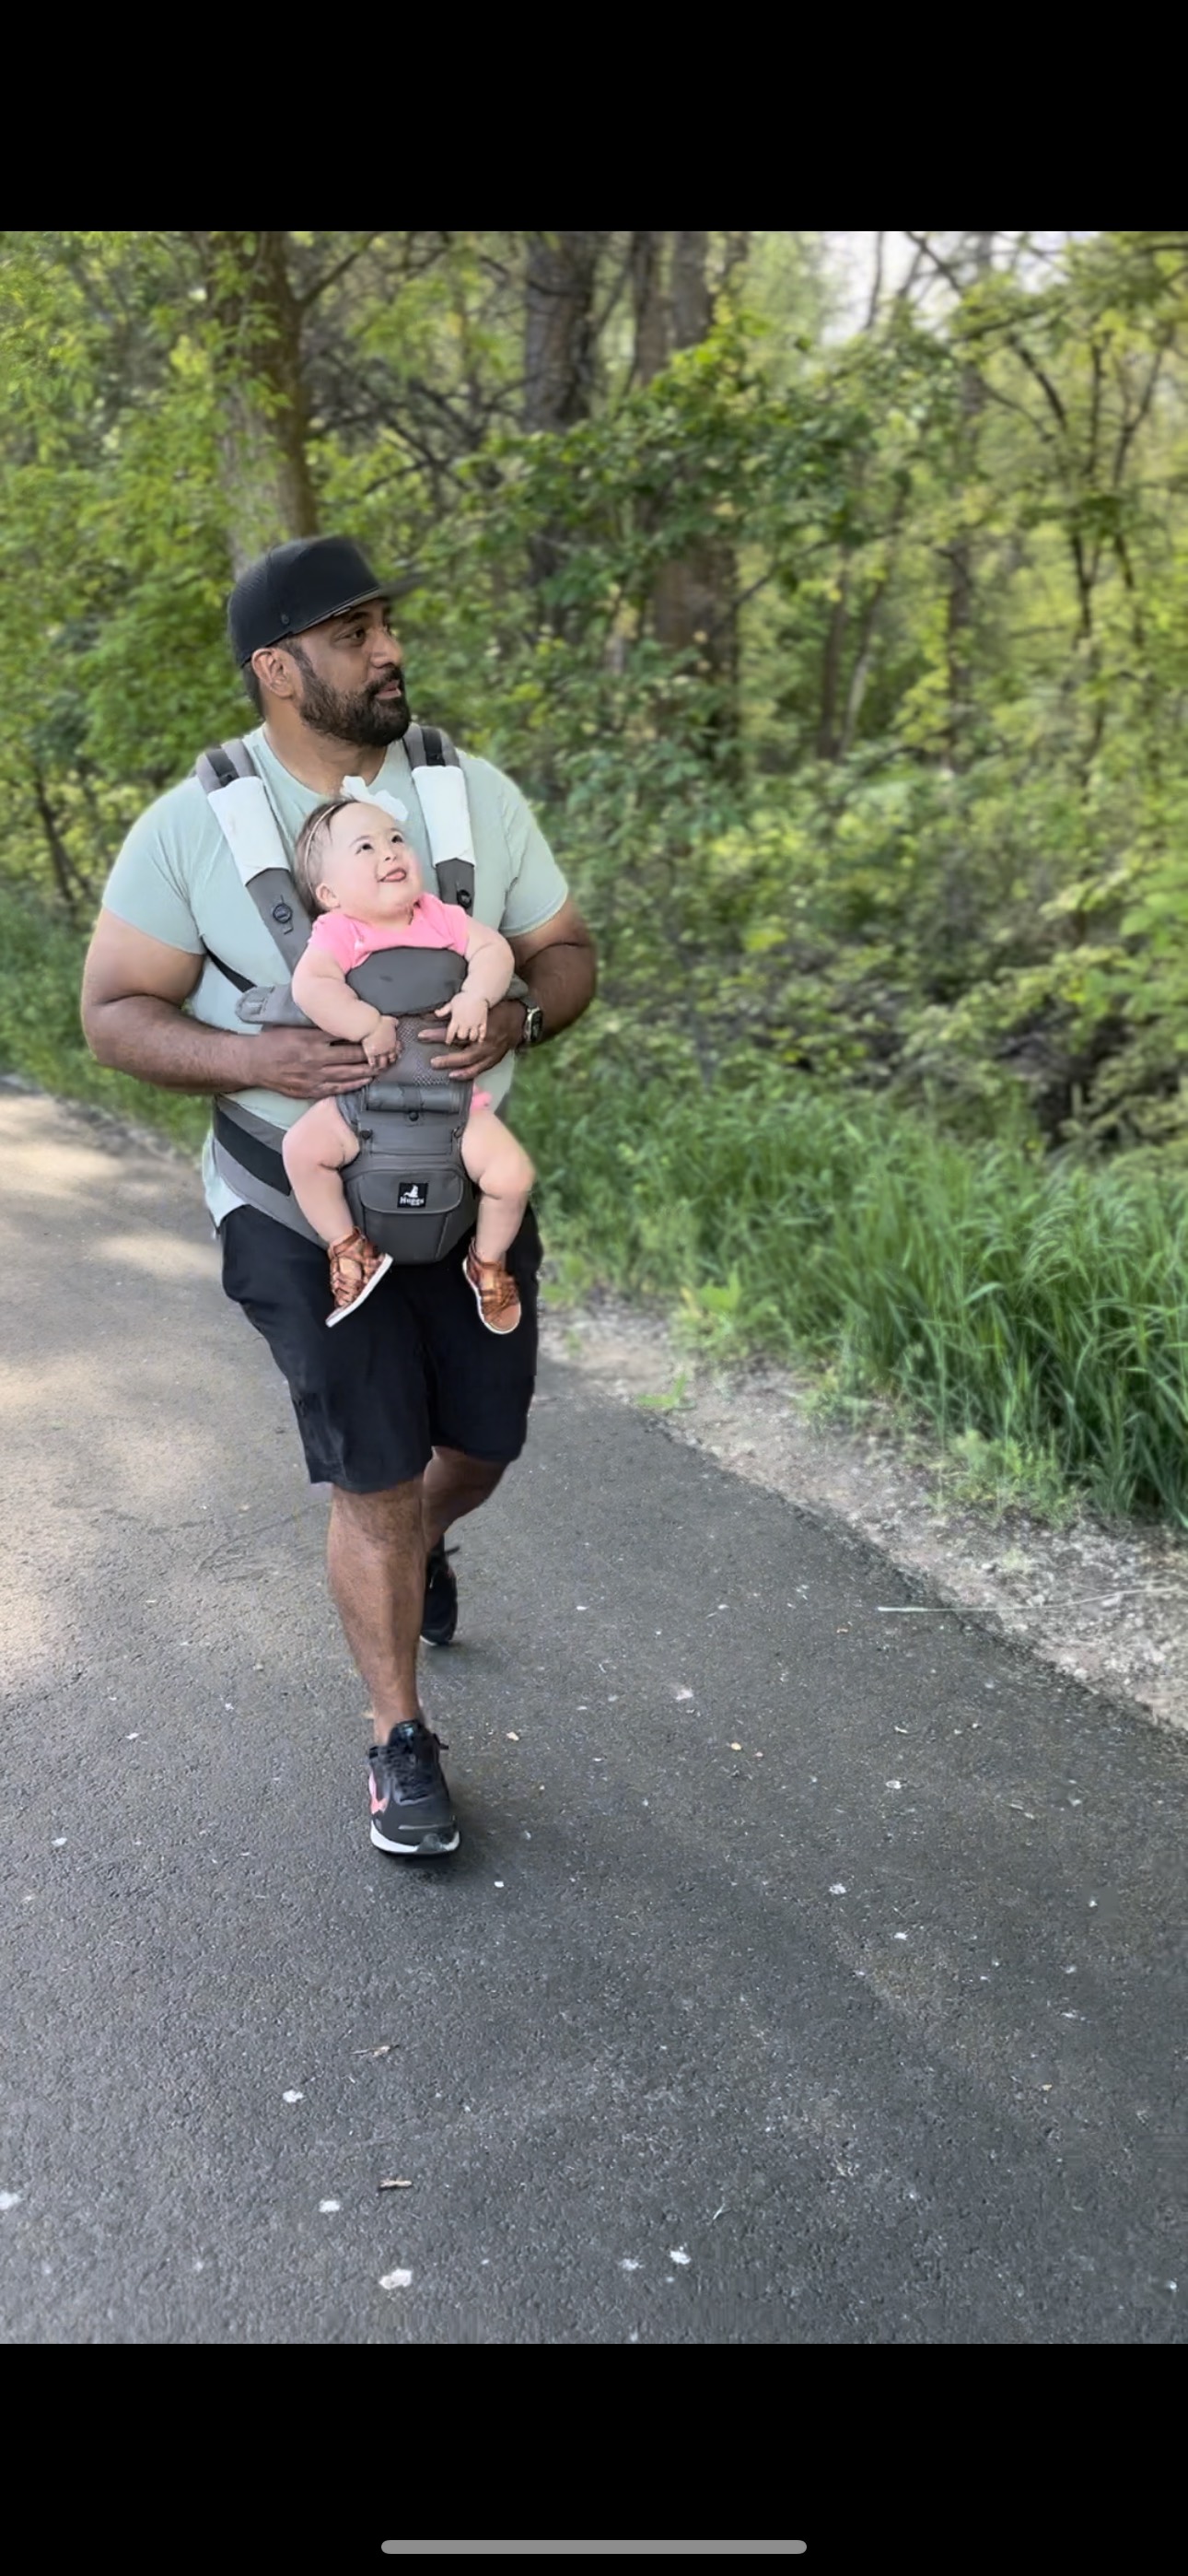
left=82, top=995, right=257, bottom=1095
left=520, top=940, right=597, bottom=1042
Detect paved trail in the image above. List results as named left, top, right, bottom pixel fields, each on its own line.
left=1, top=1092, right=1183, bottom=2344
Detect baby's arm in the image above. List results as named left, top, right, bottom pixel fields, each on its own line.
left=291, top=945, right=398, bottom=1066
left=435, top=921, right=515, bottom=1045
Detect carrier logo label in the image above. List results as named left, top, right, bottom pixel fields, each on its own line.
left=397, top=1182, right=429, bottom=1208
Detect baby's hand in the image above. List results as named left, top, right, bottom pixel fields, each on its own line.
left=363, top=1014, right=400, bottom=1068
left=435, top=993, right=489, bottom=1046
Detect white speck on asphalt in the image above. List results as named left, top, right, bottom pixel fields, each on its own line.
left=894, top=1933, right=908, bottom=1941
left=282, top=2090, right=304, bottom=2104
left=670, top=2246, right=692, bottom=2266
left=620, top=2258, right=641, bottom=2271
left=379, top=2269, right=413, bottom=2290
left=319, top=2200, right=342, bottom=2215
left=830, top=1883, right=847, bottom=1896
left=0, top=2193, right=22, bottom=2212
left=52, top=1837, right=66, bottom=1848
left=884, top=1780, right=902, bottom=1791
left=494, top=1880, right=505, bottom=1889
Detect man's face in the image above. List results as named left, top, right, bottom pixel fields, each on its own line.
left=285, top=598, right=411, bottom=746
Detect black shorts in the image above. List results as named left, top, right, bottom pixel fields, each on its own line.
left=221, top=1202, right=542, bottom=1493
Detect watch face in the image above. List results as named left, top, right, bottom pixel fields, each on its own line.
left=520, top=1003, right=543, bottom=1048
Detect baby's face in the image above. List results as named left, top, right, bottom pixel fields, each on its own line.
left=317, top=802, right=424, bottom=919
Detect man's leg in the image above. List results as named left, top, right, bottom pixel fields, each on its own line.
left=421, top=1446, right=506, bottom=1552
left=327, top=1480, right=426, bottom=1735
left=330, top=1459, right=507, bottom=1718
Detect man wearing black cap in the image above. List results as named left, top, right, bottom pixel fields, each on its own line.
left=81, top=536, right=597, bottom=1857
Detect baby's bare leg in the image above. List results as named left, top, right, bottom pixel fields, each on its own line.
left=461, top=1111, right=535, bottom=1266
left=281, top=1098, right=361, bottom=1246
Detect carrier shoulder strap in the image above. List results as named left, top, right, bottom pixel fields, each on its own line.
left=403, top=721, right=459, bottom=770
left=402, top=724, right=474, bottom=914
left=195, top=736, right=314, bottom=978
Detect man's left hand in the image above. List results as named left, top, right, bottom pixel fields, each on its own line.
left=419, top=994, right=526, bottom=1078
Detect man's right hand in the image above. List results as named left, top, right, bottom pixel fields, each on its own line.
left=249, top=1026, right=376, bottom=1099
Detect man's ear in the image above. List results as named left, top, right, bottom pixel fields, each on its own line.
left=252, top=644, right=300, bottom=701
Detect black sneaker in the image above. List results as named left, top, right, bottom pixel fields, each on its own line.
left=368, top=1720, right=460, bottom=1856
left=421, top=1540, right=459, bottom=1647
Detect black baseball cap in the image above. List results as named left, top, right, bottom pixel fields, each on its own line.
left=227, top=535, right=400, bottom=666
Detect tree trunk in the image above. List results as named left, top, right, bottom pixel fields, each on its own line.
left=193, top=231, right=319, bottom=577
left=945, top=231, right=994, bottom=766
left=816, top=572, right=850, bottom=761
left=522, top=230, right=604, bottom=434
left=522, top=230, right=605, bottom=617
left=649, top=233, right=738, bottom=734
left=32, top=764, right=87, bottom=921
left=630, top=231, right=670, bottom=385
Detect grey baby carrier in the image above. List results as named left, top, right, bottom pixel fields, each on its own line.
left=198, top=725, right=499, bottom=1262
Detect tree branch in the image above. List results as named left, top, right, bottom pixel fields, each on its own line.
left=295, top=233, right=380, bottom=312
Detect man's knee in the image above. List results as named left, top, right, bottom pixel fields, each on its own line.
left=431, top=1446, right=506, bottom=1501
left=330, top=1478, right=425, bottom=1543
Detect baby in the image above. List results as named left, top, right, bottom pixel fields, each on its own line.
left=281, top=795, right=535, bottom=1332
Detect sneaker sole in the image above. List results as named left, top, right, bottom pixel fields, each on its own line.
left=419, top=1622, right=456, bottom=1647
left=326, top=1251, right=393, bottom=1327
left=370, top=1821, right=460, bottom=1856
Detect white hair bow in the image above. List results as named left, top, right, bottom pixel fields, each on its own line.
left=340, top=776, right=409, bottom=823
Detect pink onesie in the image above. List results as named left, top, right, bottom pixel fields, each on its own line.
left=308, top=894, right=493, bottom=1110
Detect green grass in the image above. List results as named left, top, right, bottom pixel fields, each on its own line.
left=513, top=1033, right=1188, bottom=1526
left=0, top=887, right=208, bottom=1153
left=7, top=884, right=1188, bottom=1525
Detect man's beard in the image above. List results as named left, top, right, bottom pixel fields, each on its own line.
left=289, top=646, right=411, bottom=748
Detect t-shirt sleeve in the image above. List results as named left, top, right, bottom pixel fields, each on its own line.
left=100, top=789, right=207, bottom=954
left=472, top=760, right=570, bottom=938
left=307, top=913, right=357, bottom=970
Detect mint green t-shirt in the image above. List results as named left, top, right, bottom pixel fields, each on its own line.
left=100, top=728, right=569, bottom=1226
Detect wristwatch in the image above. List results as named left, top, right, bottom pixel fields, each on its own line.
left=507, top=974, right=545, bottom=1051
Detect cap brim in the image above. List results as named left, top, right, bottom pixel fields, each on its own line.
left=242, top=568, right=424, bottom=662
left=307, top=570, right=422, bottom=626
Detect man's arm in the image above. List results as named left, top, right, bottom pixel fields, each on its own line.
left=508, top=896, right=598, bottom=1042
left=422, top=897, right=597, bottom=1077
left=81, top=910, right=374, bottom=1102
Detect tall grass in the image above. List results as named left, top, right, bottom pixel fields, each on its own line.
left=513, top=1036, right=1188, bottom=1524
left=6, top=886, right=1188, bottom=1523
left=0, top=888, right=208, bottom=1152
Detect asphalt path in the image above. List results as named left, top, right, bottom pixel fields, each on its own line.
left=1, top=1090, right=1184, bottom=2346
